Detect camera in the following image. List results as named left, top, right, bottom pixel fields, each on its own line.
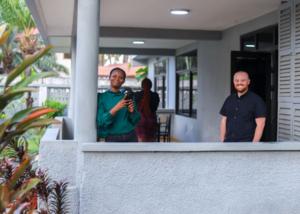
left=123, top=87, right=133, bottom=100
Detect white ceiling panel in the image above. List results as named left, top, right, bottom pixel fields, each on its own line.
left=30, top=0, right=281, bottom=51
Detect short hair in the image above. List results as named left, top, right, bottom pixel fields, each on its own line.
left=141, top=78, right=152, bottom=89
left=234, top=71, right=250, bottom=80
left=109, top=67, right=126, bottom=79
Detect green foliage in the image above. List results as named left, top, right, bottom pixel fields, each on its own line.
left=0, top=112, right=6, bottom=119
left=135, top=66, right=148, bottom=81
left=0, top=25, right=69, bottom=213
left=0, top=0, right=35, bottom=30
left=43, top=99, right=67, bottom=118
left=35, top=53, right=69, bottom=75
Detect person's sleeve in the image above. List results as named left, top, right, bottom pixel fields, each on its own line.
left=254, top=97, right=266, bottom=118
left=128, top=99, right=141, bottom=125
left=96, top=94, right=114, bottom=128
left=220, top=98, right=228, bottom=116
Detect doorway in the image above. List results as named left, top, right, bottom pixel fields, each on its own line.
left=231, top=51, right=277, bottom=141
left=231, top=25, right=278, bottom=142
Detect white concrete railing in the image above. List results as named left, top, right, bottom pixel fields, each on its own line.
left=81, top=141, right=300, bottom=152
left=40, top=132, right=300, bottom=214
left=67, top=142, right=300, bottom=214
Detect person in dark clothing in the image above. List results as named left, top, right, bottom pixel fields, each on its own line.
left=220, top=71, right=266, bottom=143
left=135, top=78, right=160, bottom=142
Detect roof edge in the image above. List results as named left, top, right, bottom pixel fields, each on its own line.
left=26, top=0, right=49, bottom=44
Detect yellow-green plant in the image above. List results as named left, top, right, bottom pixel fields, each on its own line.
left=135, top=66, right=148, bottom=81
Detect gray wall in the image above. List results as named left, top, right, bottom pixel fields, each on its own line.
left=173, top=11, right=278, bottom=142
left=79, top=144, right=300, bottom=214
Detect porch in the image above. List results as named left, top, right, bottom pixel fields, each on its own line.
left=25, top=0, right=300, bottom=213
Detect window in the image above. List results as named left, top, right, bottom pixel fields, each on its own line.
left=176, top=51, right=197, bottom=118
left=154, top=60, right=167, bottom=108
left=241, top=25, right=278, bottom=52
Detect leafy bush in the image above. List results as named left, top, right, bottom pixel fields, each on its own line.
left=43, top=99, right=67, bottom=118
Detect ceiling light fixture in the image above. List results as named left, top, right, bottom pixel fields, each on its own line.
left=132, top=40, right=145, bottom=45
left=170, top=9, right=190, bottom=15
left=245, top=44, right=255, bottom=48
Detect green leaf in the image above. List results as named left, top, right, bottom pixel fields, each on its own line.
left=0, top=0, right=35, bottom=30
left=10, top=107, right=43, bottom=123
left=12, top=178, right=40, bottom=201
left=0, top=119, right=11, bottom=139
left=10, top=71, right=58, bottom=91
left=5, top=45, right=52, bottom=87
left=0, top=88, right=36, bottom=111
left=17, top=118, right=60, bottom=131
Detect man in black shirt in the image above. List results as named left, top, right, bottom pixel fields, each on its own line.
left=220, top=71, right=266, bottom=143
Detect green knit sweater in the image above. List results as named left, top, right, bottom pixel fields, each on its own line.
left=96, top=90, right=141, bottom=138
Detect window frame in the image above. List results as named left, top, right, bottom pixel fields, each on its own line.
left=154, top=59, right=168, bottom=108
left=175, top=50, right=198, bottom=118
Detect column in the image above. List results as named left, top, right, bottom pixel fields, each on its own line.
left=68, top=35, right=76, bottom=120
left=74, top=0, right=100, bottom=142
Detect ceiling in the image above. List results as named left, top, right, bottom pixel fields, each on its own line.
left=27, top=0, right=281, bottom=53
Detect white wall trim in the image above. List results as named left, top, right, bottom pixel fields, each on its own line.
left=81, top=142, right=300, bottom=152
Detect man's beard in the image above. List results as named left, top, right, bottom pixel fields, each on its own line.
left=235, top=85, right=248, bottom=93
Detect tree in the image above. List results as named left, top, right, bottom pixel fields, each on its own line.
left=0, top=0, right=69, bottom=107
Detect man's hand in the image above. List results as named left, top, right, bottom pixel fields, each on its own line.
left=252, top=117, right=266, bottom=143
left=220, top=116, right=227, bottom=142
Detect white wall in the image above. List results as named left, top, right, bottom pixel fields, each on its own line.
left=167, top=56, right=176, bottom=109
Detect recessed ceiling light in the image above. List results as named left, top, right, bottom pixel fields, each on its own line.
left=170, top=9, right=190, bottom=15
left=245, top=44, right=255, bottom=48
left=132, top=40, right=145, bottom=45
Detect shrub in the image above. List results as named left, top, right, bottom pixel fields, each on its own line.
left=43, top=99, right=67, bottom=118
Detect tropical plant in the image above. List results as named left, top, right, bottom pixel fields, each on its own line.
left=0, top=25, right=69, bottom=213
left=0, top=0, right=69, bottom=108
left=43, top=99, right=67, bottom=118
left=135, top=66, right=148, bottom=81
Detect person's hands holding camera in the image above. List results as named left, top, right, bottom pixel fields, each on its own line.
left=127, top=99, right=135, bottom=113
left=110, top=98, right=130, bottom=115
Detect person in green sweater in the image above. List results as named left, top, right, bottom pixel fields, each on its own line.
left=97, top=67, right=141, bottom=142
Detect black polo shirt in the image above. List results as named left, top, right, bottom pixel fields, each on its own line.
left=220, top=91, right=266, bottom=142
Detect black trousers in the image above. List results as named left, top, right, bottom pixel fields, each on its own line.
left=105, top=130, right=138, bottom=142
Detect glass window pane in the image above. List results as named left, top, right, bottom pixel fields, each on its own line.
left=192, top=73, right=197, bottom=118
left=176, top=50, right=197, bottom=117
